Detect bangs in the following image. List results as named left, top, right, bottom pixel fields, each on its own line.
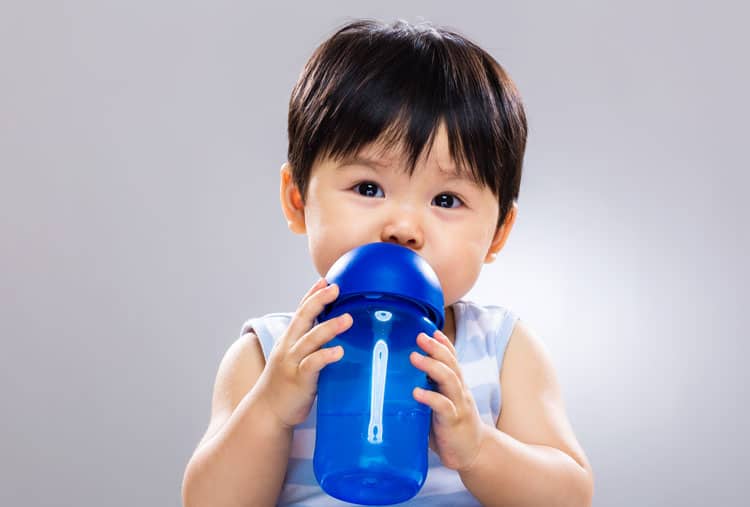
left=288, top=19, right=527, bottom=226
left=321, top=109, right=478, bottom=183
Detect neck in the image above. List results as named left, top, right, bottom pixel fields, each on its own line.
left=443, top=305, right=456, bottom=345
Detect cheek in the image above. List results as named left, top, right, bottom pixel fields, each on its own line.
left=305, top=209, right=369, bottom=276
left=302, top=204, right=333, bottom=272
left=439, top=261, right=482, bottom=303
left=432, top=240, right=488, bottom=303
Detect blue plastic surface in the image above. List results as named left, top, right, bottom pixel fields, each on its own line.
left=321, top=242, right=445, bottom=329
left=314, top=243, right=445, bottom=505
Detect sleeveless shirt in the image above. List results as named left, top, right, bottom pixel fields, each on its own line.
left=240, top=299, right=519, bottom=506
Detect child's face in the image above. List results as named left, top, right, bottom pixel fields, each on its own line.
left=281, top=123, right=516, bottom=307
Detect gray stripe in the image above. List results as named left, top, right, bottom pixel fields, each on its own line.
left=296, top=404, right=317, bottom=429
left=459, top=334, right=493, bottom=362
left=289, top=490, right=481, bottom=507
left=470, top=383, right=501, bottom=421
left=495, top=310, right=518, bottom=372
left=286, top=457, right=318, bottom=486
left=241, top=302, right=517, bottom=506
left=283, top=475, right=481, bottom=506
left=403, top=490, right=482, bottom=506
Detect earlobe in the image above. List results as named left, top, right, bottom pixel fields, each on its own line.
left=279, top=162, right=307, bottom=234
left=484, top=201, right=518, bottom=263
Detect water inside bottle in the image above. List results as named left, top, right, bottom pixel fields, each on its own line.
left=314, top=301, right=434, bottom=504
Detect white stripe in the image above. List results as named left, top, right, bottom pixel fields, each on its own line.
left=463, top=306, right=501, bottom=338
left=460, top=354, right=498, bottom=388
left=280, top=469, right=469, bottom=505
left=419, top=465, right=467, bottom=497
left=480, top=412, right=496, bottom=426
left=293, top=417, right=496, bottom=462
left=278, top=484, right=325, bottom=505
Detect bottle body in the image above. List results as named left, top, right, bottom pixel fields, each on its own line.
left=314, top=296, right=437, bottom=505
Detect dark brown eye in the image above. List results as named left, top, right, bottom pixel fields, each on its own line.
left=353, top=182, right=384, bottom=198
left=433, top=193, right=463, bottom=208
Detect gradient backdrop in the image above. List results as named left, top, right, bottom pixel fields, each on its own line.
left=1, top=1, right=748, bottom=506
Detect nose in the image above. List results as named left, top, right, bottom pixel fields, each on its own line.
left=380, top=205, right=424, bottom=249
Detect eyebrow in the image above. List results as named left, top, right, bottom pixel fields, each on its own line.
left=337, top=155, right=394, bottom=170
left=338, top=155, right=468, bottom=180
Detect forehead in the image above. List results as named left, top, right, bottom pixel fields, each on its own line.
left=351, top=122, right=470, bottom=179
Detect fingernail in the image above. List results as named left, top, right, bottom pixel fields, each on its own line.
left=338, top=313, right=351, bottom=328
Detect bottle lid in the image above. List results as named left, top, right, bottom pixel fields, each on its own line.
left=323, top=242, right=445, bottom=329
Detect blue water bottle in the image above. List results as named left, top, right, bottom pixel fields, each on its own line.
left=313, top=242, right=445, bottom=505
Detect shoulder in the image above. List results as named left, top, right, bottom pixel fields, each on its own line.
left=455, top=300, right=518, bottom=361
left=205, top=310, right=296, bottom=431
left=196, top=329, right=267, bottom=450
left=500, top=319, right=556, bottom=396
left=455, top=300, right=516, bottom=337
left=240, top=312, right=296, bottom=339
left=497, top=319, right=592, bottom=472
left=240, top=312, right=296, bottom=360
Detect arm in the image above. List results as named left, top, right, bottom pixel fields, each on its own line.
left=181, top=331, right=292, bottom=507
left=411, top=321, right=593, bottom=507
left=182, top=279, right=353, bottom=507
left=459, top=319, right=594, bottom=506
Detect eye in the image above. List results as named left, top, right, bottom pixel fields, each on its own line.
left=432, top=193, right=463, bottom=209
left=352, top=181, right=384, bottom=198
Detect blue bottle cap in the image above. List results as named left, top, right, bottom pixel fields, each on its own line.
left=323, top=242, right=445, bottom=329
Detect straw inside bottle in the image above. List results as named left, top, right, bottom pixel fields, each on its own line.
left=368, top=310, right=392, bottom=444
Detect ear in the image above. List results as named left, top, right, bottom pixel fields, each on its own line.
left=484, top=201, right=518, bottom=264
left=280, top=162, right=306, bottom=234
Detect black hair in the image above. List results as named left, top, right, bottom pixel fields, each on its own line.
left=287, top=19, right=527, bottom=228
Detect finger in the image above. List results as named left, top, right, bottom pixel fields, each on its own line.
left=433, top=329, right=458, bottom=358
left=298, top=278, right=328, bottom=307
left=282, top=282, right=340, bottom=348
left=410, top=351, right=464, bottom=403
left=413, top=386, right=457, bottom=421
left=298, top=345, right=345, bottom=383
left=289, top=312, right=353, bottom=361
left=417, top=333, right=462, bottom=382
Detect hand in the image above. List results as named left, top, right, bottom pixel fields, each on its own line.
left=410, top=330, right=489, bottom=472
left=254, top=278, right=353, bottom=429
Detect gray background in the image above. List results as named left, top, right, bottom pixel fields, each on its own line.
left=1, top=1, right=748, bottom=506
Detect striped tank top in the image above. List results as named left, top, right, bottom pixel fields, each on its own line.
left=240, top=299, right=519, bottom=506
